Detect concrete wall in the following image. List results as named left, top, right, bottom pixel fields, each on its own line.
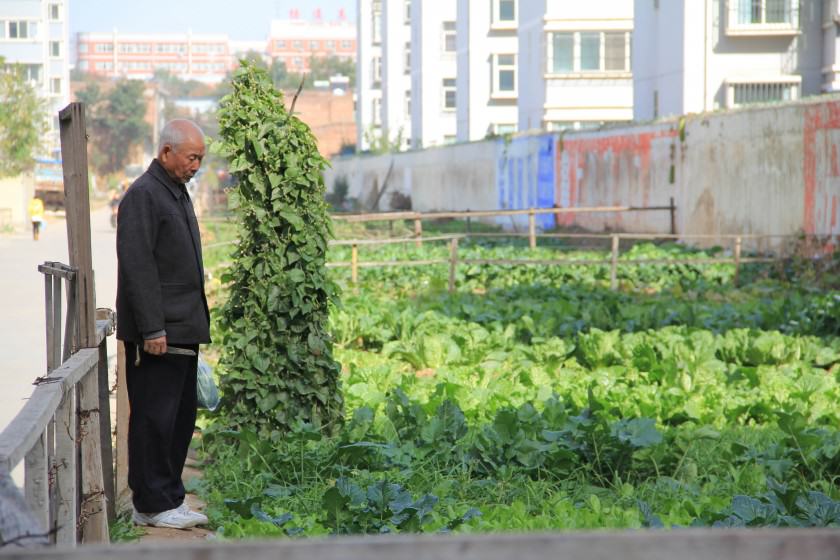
left=0, top=175, right=36, bottom=229
left=329, top=94, right=840, bottom=241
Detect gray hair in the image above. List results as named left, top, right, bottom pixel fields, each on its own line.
left=157, top=119, right=205, bottom=153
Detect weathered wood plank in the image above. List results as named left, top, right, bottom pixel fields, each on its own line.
left=53, top=387, right=76, bottom=546
left=23, top=431, right=48, bottom=533
left=96, top=340, right=114, bottom=524
left=7, top=529, right=840, bottom=559
left=77, top=370, right=108, bottom=543
left=59, top=102, right=96, bottom=349
left=114, top=341, right=130, bottom=515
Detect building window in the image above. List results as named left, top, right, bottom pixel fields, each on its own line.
left=405, top=0, right=411, bottom=23
left=8, top=21, right=38, bottom=39
left=95, top=43, right=113, bottom=53
left=50, top=41, right=61, bottom=57
left=372, top=0, right=383, bottom=44
left=443, top=21, right=456, bottom=53
left=341, top=40, right=352, bottom=49
left=310, top=40, right=319, bottom=50
left=730, top=81, right=798, bottom=106
left=326, top=40, right=335, bottom=50
left=494, top=123, right=517, bottom=134
left=293, top=57, right=303, bottom=67
left=78, top=42, right=88, bottom=53
left=493, top=0, right=517, bottom=25
left=405, top=89, right=411, bottom=116
left=372, top=97, right=381, bottom=125
left=49, top=3, right=61, bottom=21
left=735, top=0, right=795, bottom=24
left=443, top=78, right=456, bottom=110
left=293, top=40, right=302, bottom=49
left=404, top=42, right=411, bottom=74
left=9, top=64, right=43, bottom=84
left=275, top=40, right=286, bottom=49
left=580, top=32, right=600, bottom=71
left=51, top=78, right=61, bottom=94
left=493, top=54, right=516, bottom=95
left=372, top=55, right=382, bottom=85
left=549, top=31, right=630, bottom=74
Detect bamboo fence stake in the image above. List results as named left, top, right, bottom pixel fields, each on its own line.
left=610, top=235, right=620, bottom=291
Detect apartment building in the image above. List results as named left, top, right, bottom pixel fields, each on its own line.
left=455, top=0, right=519, bottom=142
left=0, top=0, right=70, bottom=153
left=381, top=0, right=412, bottom=150
left=267, top=11, right=356, bottom=74
left=356, top=0, right=383, bottom=151
left=519, top=0, right=633, bottom=133
left=633, top=0, right=825, bottom=120
left=76, top=31, right=234, bottom=83
left=409, top=0, right=456, bottom=148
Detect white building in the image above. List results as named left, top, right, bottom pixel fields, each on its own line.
left=381, top=0, right=412, bottom=150
left=410, top=0, right=456, bottom=148
left=356, top=0, right=383, bottom=151
left=455, top=0, right=519, bottom=141
left=634, top=0, right=825, bottom=121
left=518, top=0, right=633, bottom=133
left=0, top=0, right=70, bottom=154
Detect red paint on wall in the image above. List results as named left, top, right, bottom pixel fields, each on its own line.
left=803, top=100, right=840, bottom=235
left=556, top=128, right=678, bottom=227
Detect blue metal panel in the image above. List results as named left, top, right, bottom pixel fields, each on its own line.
left=536, top=135, right=556, bottom=229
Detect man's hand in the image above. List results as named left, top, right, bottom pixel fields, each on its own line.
left=144, top=336, right=167, bottom=356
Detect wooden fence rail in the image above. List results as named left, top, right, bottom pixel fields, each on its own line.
left=325, top=233, right=790, bottom=293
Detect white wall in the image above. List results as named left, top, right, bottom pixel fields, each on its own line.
left=517, top=0, right=546, bottom=132
left=634, top=0, right=686, bottom=120
left=635, top=0, right=827, bottom=121
left=381, top=0, right=411, bottom=150
left=455, top=0, right=518, bottom=142
left=411, top=0, right=456, bottom=149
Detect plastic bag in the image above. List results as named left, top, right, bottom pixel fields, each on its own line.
left=197, top=357, right=220, bottom=411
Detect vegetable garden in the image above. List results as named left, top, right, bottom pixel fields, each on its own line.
left=196, top=63, right=840, bottom=541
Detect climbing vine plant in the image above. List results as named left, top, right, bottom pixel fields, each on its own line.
left=213, top=61, right=343, bottom=437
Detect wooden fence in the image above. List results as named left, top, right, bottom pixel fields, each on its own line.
left=0, top=263, right=115, bottom=548
left=328, top=232, right=780, bottom=291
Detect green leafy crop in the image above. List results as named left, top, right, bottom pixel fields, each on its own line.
left=212, top=61, right=343, bottom=437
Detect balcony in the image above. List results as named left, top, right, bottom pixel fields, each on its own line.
left=726, top=0, right=799, bottom=36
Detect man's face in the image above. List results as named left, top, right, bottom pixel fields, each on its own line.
left=160, top=134, right=205, bottom=184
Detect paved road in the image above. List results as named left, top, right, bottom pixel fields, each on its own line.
left=0, top=206, right=118, bottom=436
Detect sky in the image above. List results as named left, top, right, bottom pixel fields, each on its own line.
left=69, top=0, right=356, bottom=41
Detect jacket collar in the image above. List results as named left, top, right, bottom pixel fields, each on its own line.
left=148, top=159, right=185, bottom=199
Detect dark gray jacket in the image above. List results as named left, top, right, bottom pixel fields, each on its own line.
left=116, top=159, right=211, bottom=344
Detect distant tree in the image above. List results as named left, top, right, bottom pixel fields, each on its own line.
left=0, top=58, right=47, bottom=177
left=308, top=55, right=356, bottom=87
left=79, top=80, right=150, bottom=175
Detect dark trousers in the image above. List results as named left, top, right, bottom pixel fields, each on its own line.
left=126, top=341, right=198, bottom=513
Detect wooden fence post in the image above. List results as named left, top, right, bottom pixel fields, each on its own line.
left=78, top=368, right=109, bottom=543
left=54, top=388, right=77, bottom=545
left=59, top=103, right=96, bottom=349
left=610, top=235, right=620, bottom=291
left=528, top=210, right=537, bottom=250
left=97, top=338, right=115, bottom=524
left=734, top=236, right=742, bottom=287
left=448, top=238, right=459, bottom=294
left=414, top=218, right=423, bottom=248
left=115, top=341, right=131, bottom=514
left=351, top=244, right=359, bottom=284
left=669, top=196, right=676, bottom=236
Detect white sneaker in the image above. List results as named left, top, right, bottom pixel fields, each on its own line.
left=132, top=506, right=200, bottom=529
left=177, top=502, right=209, bottom=525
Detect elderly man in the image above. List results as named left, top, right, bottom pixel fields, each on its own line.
left=116, top=119, right=210, bottom=529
